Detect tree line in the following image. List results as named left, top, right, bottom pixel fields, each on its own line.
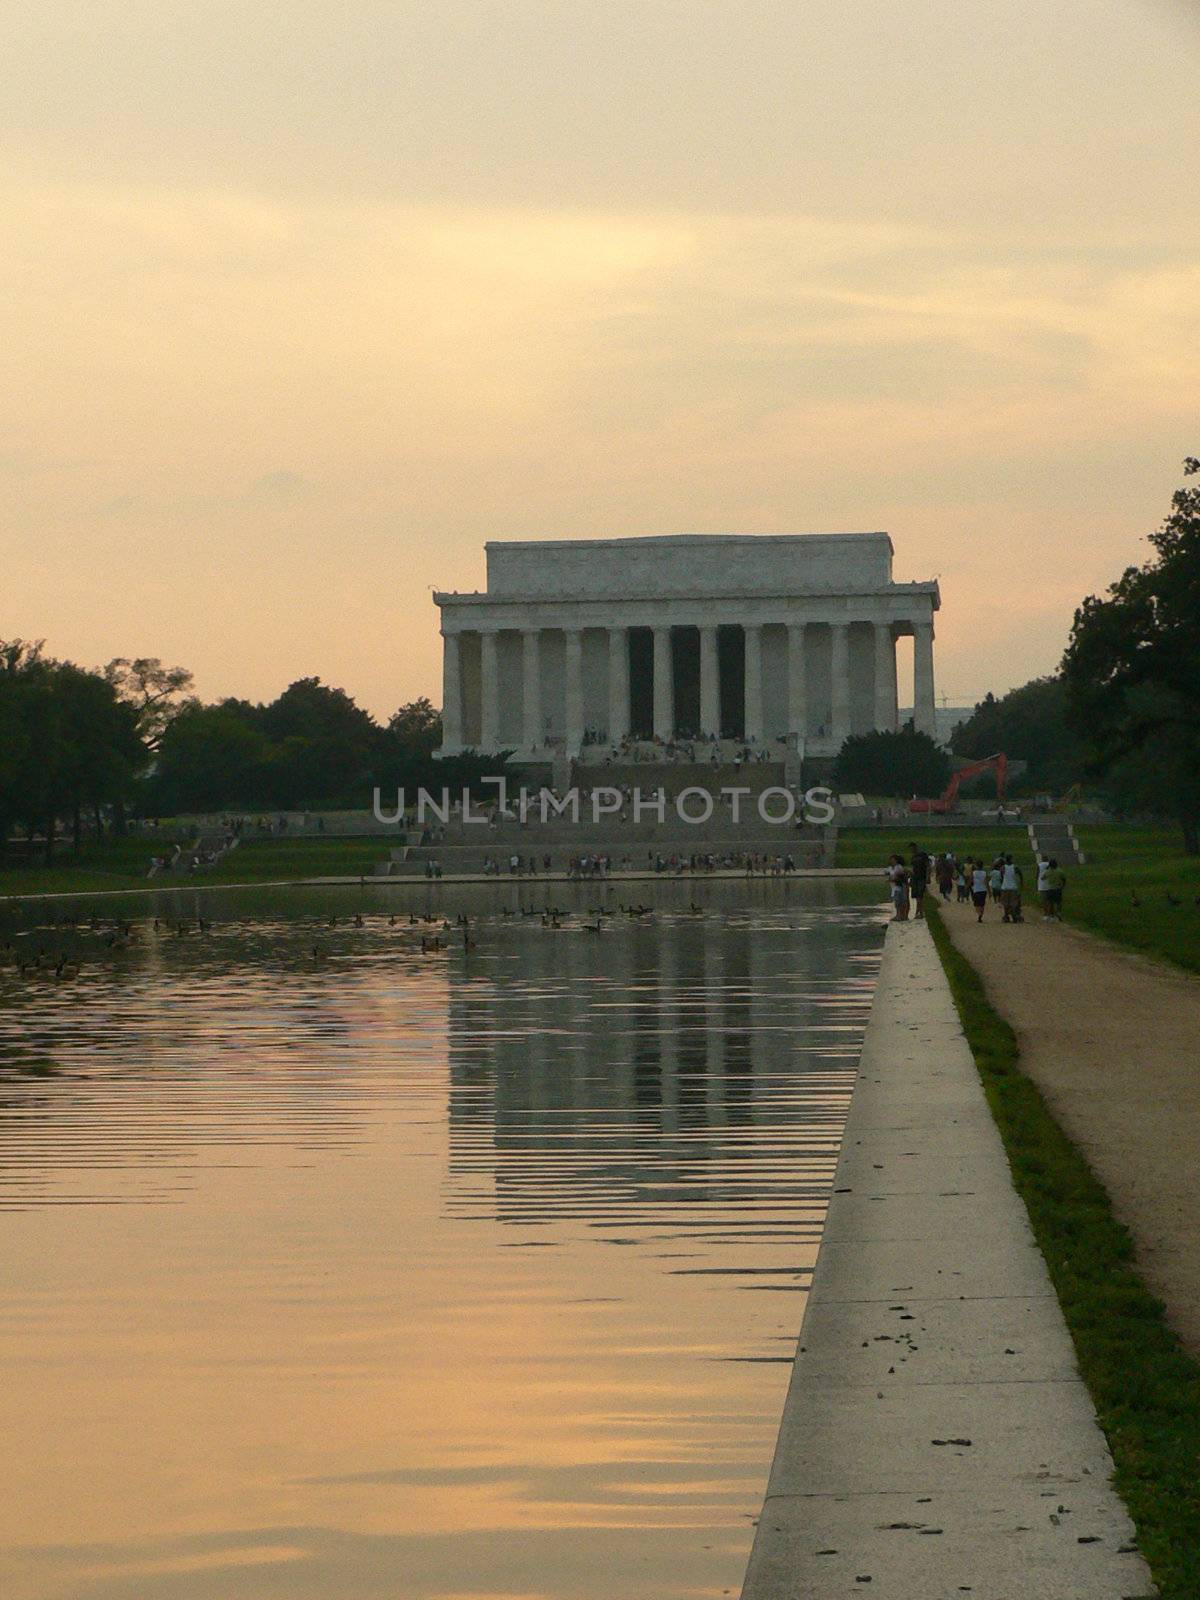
left=0, top=650, right=502, bottom=863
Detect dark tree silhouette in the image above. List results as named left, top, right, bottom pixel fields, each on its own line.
left=833, top=728, right=950, bottom=797
left=1062, top=457, right=1200, bottom=853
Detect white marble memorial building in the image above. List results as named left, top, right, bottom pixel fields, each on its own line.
left=434, top=533, right=939, bottom=760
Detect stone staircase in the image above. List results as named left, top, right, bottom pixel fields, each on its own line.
left=1027, top=818, right=1086, bottom=866
left=374, top=762, right=838, bottom=876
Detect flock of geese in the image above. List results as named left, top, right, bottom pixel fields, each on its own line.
left=310, top=900, right=707, bottom=960
left=1, top=899, right=715, bottom=981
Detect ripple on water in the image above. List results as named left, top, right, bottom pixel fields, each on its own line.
left=0, top=882, right=885, bottom=1600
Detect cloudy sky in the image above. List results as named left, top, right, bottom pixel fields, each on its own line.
left=4, top=0, right=1198, bottom=717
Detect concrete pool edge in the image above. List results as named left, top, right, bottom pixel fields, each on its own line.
left=739, top=919, right=1154, bottom=1599
left=0, top=867, right=882, bottom=903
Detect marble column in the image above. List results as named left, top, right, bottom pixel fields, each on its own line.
left=743, top=624, right=763, bottom=742
left=441, top=631, right=462, bottom=751
left=479, top=630, right=499, bottom=752
left=787, top=622, right=807, bottom=741
left=873, top=624, right=896, bottom=733
left=565, top=629, right=584, bottom=755
left=522, top=628, right=541, bottom=750
left=914, top=621, right=937, bottom=738
left=830, top=623, right=851, bottom=747
left=699, top=625, right=720, bottom=738
left=608, top=626, right=630, bottom=745
left=652, top=626, right=674, bottom=741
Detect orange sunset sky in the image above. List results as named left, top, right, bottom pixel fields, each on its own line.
left=4, top=1, right=1199, bottom=718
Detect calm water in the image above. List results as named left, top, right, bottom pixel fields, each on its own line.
left=0, top=879, right=885, bottom=1600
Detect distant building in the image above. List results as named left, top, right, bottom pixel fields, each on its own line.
left=434, top=532, right=940, bottom=759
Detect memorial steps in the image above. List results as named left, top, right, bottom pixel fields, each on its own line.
left=385, top=765, right=833, bottom=875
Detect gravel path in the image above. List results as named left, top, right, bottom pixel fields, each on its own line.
left=939, top=897, right=1200, bottom=1355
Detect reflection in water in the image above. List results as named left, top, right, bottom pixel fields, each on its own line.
left=0, top=882, right=884, bottom=1600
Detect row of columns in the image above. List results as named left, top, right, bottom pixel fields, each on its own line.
left=443, top=621, right=935, bottom=753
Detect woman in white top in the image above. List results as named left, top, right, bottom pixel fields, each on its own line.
left=886, top=855, right=910, bottom=921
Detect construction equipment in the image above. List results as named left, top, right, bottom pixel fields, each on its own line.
left=909, top=753, right=1008, bottom=815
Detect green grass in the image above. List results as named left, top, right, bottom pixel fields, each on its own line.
left=204, top=838, right=384, bottom=882
left=0, top=835, right=188, bottom=897
left=835, top=827, right=1033, bottom=869
left=0, top=835, right=387, bottom=898
left=1067, top=827, right=1200, bottom=975
left=927, top=903, right=1200, bottom=1599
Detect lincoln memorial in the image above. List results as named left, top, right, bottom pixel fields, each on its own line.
left=434, top=532, right=939, bottom=761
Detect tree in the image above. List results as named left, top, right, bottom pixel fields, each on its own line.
left=1062, top=457, right=1200, bottom=853
left=260, top=677, right=379, bottom=805
left=951, top=675, right=1083, bottom=793
left=387, top=697, right=441, bottom=759
left=105, top=657, right=195, bottom=748
left=373, top=698, right=445, bottom=793
left=150, top=703, right=273, bottom=813
left=833, top=728, right=951, bottom=797
left=0, top=642, right=146, bottom=860
left=0, top=641, right=50, bottom=854
left=52, top=665, right=145, bottom=852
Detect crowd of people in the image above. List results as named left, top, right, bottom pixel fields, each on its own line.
left=470, top=849, right=807, bottom=879
left=886, top=844, right=1067, bottom=924
left=582, top=732, right=786, bottom=766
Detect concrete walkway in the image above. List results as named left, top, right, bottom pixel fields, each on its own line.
left=741, top=921, right=1153, bottom=1600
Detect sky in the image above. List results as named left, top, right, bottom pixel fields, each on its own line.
left=4, top=0, right=1198, bottom=718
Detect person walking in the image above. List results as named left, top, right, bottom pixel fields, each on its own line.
left=1000, top=854, right=1023, bottom=923
left=936, top=853, right=954, bottom=901
left=971, top=858, right=989, bottom=922
left=989, top=858, right=1004, bottom=903
left=909, top=842, right=931, bottom=919
left=1044, top=858, right=1066, bottom=920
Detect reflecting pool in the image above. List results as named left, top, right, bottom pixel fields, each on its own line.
left=0, top=879, right=885, bottom=1600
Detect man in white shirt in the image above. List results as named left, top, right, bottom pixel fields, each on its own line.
left=1000, top=855, right=1023, bottom=923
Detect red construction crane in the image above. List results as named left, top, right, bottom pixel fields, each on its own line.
left=909, top=752, right=1008, bottom=815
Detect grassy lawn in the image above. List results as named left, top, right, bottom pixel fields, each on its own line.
left=0, top=835, right=188, bottom=897
left=927, top=903, right=1200, bottom=1600
left=1068, top=826, right=1200, bottom=975
left=835, top=827, right=1033, bottom=869
left=204, top=838, right=385, bottom=882
left=0, top=835, right=389, bottom=898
